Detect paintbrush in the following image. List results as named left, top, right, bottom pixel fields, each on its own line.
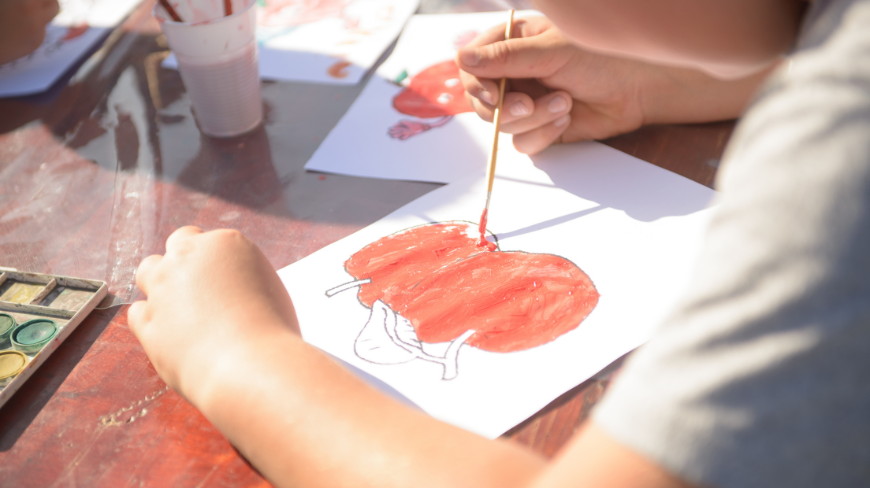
left=159, top=0, right=184, bottom=22
left=478, top=8, right=515, bottom=246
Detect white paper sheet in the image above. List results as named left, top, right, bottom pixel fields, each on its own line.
left=279, top=140, right=716, bottom=438
left=162, top=0, right=420, bottom=85
left=0, top=0, right=143, bottom=98
left=304, top=11, right=540, bottom=183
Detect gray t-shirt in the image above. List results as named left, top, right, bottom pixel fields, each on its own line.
left=593, top=0, right=870, bottom=486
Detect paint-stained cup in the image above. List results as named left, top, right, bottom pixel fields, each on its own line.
left=155, top=0, right=263, bottom=137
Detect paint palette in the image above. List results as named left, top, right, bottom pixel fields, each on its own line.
left=0, top=267, right=107, bottom=407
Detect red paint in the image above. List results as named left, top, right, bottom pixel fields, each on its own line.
left=224, top=0, right=233, bottom=16
left=327, top=60, right=351, bottom=79
left=344, top=222, right=495, bottom=308
left=396, top=252, right=599, bottom=352
left=61, top=24, right=89, bottom=42
left=392, top=60, right=473, bottom=118
left=478, top=208, right=489, bottom=247
left=342, top=222, right=598, bottom=354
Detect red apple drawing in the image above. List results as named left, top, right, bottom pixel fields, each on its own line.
left=388, top=60, right=474, bottom=140
left=327, top=222, right=599, bottom=379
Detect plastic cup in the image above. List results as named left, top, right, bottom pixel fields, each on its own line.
left=154, top=0, right=263, bottom=137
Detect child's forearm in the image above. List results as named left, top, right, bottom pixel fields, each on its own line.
left=639, top=61, right=780, bottom=126
left=533, top=0, right=805, bottom=78
left=195, top=327, right=546, bottom=488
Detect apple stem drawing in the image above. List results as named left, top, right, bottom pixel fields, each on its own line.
left=326, top=278, right=372, bottom=297
left=325, top=221, right=600, bottom=380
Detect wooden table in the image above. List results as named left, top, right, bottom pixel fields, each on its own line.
left=0, top=1, right=732, bottom=485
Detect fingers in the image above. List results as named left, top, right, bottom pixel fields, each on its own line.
left=456, top=16, right=578, bottom=154
left=165, top=225, right=203, bottom=253
left=126, top=301, right=150, bottom=337
left=508, top=105, right=573, bottom=155
left=456, top=27, right=566, bottom=81
left=511, top=114, right=571, bottom=155
left=460, top=75, right=500, bottom=121
left=471, top=90, right=570, bottom=155
left=463, top=87, right=574, bottom=155
left=135, top=226, right=203, bottom=296
left=135, top=254, right=163, bottom=297
left=499, top=91, right=572, bottom=135
left=457, top=26, right=561, bottom=109
left=463, top=21, right=515, bottom=49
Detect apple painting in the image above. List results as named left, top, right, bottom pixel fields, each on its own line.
left=387, top=59, right=475, bottom=140
left=326, top=222, right=600, bottom=379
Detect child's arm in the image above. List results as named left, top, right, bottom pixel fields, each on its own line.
left=127, top=227, right=545, bottom=488
left=128, top=226, right=694, bottom=488
left=532, top=0, right=806, bottom=78
left=0, top=0, right=60, bottom=64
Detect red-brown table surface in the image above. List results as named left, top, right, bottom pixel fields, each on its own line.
left=0, top=1, right=732, bottom=485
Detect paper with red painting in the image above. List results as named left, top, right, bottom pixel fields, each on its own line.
left=0, top=0, right=143, bottom=97
left=161, top=0, right=420, bottom=85
left=304, top=11, right=538, bottom=183
left=278, top=141, right=716, bottom=438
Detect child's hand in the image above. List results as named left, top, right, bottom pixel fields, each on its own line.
left=0, top=0, right=60, bottom=64
left=456, top=16, right=647, bottom=154
left=457, top=15, right=769, bottom=155
left=128, top=226, right=300, bottom=405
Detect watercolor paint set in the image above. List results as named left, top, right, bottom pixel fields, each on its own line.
left=0, top=268, right=107, bottom=408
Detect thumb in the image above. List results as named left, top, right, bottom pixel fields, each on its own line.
left=457, top=35, right=566, bottom=80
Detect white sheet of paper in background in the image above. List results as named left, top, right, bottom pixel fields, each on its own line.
left=0, top=0, right=143, bottom=97
left=279, top=141, right=716, bottom=438
left=162, top=0, right=420, bottom=85
left=304, top=11, right=539, bottom=183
